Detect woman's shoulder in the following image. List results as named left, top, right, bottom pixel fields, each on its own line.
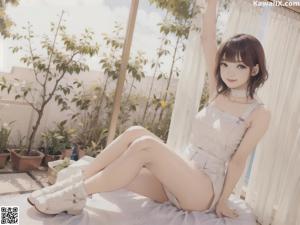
left=251, top=98, right=271, bottom=124
left=247, top=105, right=271, bottom=133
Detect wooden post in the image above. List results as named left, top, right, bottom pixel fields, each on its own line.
left=106, top=0, right=139, bottom=145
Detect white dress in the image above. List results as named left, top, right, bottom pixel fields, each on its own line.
left=163, top=94, right=264, bottom=213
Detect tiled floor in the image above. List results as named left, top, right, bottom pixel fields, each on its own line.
left=0, top=161, right=49, bottom=196
left=0, top=173, right=40, bottom=194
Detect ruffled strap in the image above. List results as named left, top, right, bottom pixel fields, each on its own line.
left=239, top=100, right=264, bottom=121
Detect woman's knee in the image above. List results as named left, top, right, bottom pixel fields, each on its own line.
left=125, top=125, right=145, bottom=133
left=122, top=136, right=156, bottom=163
left=127, top=136, right=156, bottom=152
left=125, top=126, right=163, bottom=144
left=124, top=126, right=148, bottom=140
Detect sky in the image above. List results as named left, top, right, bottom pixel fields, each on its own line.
left=0, top=0, right=177, bottom=76
left=0, top=0, right=229, bottom=77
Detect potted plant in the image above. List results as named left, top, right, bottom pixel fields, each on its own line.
left=0, top=121, right=15, bottom=169
left=10, top=135, right=45, bottom=171
left=10, top=138, right=45, bottom=172
left=47, top=157, right=75, bottom=184
left=0, top=12, right=99, bottom=171
left=69, top=88, right=110, bottom=159
left=53, top=120, right=83, bottom=159
left=40, top=128, right=65, bottom=166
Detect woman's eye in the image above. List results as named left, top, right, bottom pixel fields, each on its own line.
left=237, top=64, right=246, bottom=69
left=220, top=62, right=228, bottom=67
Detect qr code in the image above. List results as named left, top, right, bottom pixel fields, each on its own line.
left=0, top=206, right=19, bottom=225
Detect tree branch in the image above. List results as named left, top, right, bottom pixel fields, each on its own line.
left=42, top=10, right=65, bottom=100
left=44, top=51, right=79, bottom=106
left=23, top=96, right=39, bottom=112
left=26, top=26, right=43, bottom=87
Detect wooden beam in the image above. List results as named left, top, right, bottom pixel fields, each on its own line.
left=106, top=0, right=139, bottom=145
left=285, top=5, right=300, bottom=14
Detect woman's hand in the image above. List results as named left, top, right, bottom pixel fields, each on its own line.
left=215, top=200, right=239, bottom=219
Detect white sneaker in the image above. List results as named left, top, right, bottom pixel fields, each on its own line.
left=33, top=181, right=88, bottom=215
left=27, top=169, right=84, bottom=206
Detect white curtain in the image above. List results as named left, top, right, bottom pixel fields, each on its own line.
left=223, top=1, right=300, bottom=225
left=241, top=4, right=300, bottom=225
left=166, top=0, right=207, bottom=153
left=168, top=0, right=300, bottom=224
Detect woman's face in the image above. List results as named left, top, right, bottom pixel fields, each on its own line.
left=219, top=58, right=251, bottom=89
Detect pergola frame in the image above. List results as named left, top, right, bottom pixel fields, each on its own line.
left=106, top=0, right=139, bottom=145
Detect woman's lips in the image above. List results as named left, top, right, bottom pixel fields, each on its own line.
left=227, top=79, right=237, bottom=82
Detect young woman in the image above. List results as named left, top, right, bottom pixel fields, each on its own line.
left=27, top=0, right=271, bottom=219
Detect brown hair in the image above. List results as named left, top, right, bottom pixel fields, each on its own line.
left=214, top=34, right=269, bottom=99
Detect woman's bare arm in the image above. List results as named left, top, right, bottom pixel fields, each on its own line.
left=218, top=107, right=271, bottom=202
left=201, top=0, right=218, bottom=99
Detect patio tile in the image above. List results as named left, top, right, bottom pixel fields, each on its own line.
left=0, top=173, right=41, bottom=195
left=0, top=161, right=49, bottom=195
left=29, top=170, right=50, bottom=188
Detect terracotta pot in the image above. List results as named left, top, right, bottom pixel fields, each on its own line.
left=62, top=148, right=85, bottom=159
left=0, top=150, right=10, bottom=169
left=10, top=149, right=45, bottom=171
left=43, top=153, right=63, bottom=167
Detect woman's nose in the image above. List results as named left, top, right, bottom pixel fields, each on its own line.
left=227, top=66, right=236, bottom=76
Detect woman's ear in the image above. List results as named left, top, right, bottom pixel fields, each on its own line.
left=251, top=64, right=259, bottom=76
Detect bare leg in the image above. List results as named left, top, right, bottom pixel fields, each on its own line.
left=83, top=135, right=214, bottom=212
left=82, top=126, right=163, bottom=180
left=84, top=137, right=149, bottom=195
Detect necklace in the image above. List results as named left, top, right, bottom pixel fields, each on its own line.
left=230, top=88, right=247, bottom=98
left=228, top=89, right=255, bottom=104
